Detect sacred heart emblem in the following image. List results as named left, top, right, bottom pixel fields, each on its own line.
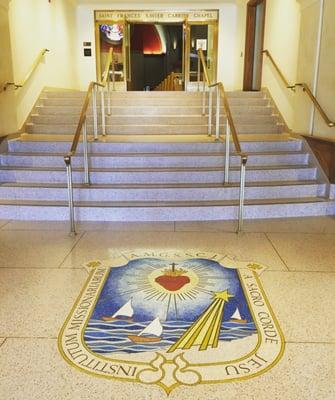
left=58, top=250, right=285, bottom=395
left=155, top=263, right=191, bottom=291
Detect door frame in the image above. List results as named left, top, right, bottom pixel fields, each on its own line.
left=94, top=10, right=219, bottom=91
left=243, top=0, right=266, bottom=91
left=94, top=18, right=128, bottom=91
left=126, top=20, right=186, bottom=90
left=184, top=21, right=219, bottom=90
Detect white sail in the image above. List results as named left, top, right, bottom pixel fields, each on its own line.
left=112, top=300, right=134, bottom=318
left=231, top=308, right=242, bottom=320
left=139, top=317, right=163, bottom=337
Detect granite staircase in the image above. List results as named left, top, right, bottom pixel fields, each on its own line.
left=0, top=89, right=333, bottom=221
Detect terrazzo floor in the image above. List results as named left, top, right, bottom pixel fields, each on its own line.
left=0, top=216, right=335, bottom=400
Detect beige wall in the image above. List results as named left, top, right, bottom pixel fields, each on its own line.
left=293, top=0, right=320, bottom=134
left=262, top=0, right=301, bottom=128
left=0, top=0, right=17, bottom=135
left=263, top=0, right=335, bottom=139
left=1, top=0, right=78, bottom=133
left=75, top=2, right=246, bottom=91
left=311, top=0, right=335, bottom=139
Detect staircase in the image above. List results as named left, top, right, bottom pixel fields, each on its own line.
left=0, top=89, right=333, bottom=221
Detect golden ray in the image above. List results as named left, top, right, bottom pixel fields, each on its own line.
left=167, top=290, right=234, bottom=353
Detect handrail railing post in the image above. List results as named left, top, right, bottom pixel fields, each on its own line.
left=202, top=76, right=206, bottom=115
left=82, top=119, right=90, bottom=185
left=208, top=86, right=213, bottom=136
left=64, top=156, right=76, bottom=235
left=107, top=77, right=111, bottom=116
left=225, top=120, right=230, bottom=185
left=238, top=156, right=248, bottom=233
left=101, top=87, right=106, bottom=136
left=197, top=55, right=201, bottom=92
left=112, top=61, right=116, bottom=91
left=215, top=85, right=220, bottom=140
left=92, top=84, right=98, bottom=140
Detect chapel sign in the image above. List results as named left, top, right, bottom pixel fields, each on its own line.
left=95, top=10, right=219, bottom=23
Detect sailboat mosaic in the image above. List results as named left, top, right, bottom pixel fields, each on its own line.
left=58, top=250, right=285, bottom=394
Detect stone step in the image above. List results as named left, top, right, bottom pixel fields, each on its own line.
left=235, top=124, right=282, bottom=134
left=0, top=197, right=332, bottom=221
left=43, top=90, right=266, bottom=99
left=0, top=151, right=310, bottom=168
left=41, top=97, right=207, bottom=107
left=44, top=91, right=204, bottom=99
left=230, top=106, right=274, bottom=115
left=26, top=123, right=225, bottom=135
left=31, top=114, right=214, bottom=126
left=226, top=91, right=266, bottom=98
left=0, top=182, right=325, bottom=202
left=232, top=115, right=278, bottom=124
left=226, top=98, right=270, bottom=106
left=0, top=165, right=317, bottom=184
left=8, top=138, right=303, bottom=153
left=31, top=113, right=277, bottom=127
left=35, top=105, right=221, bottom=116
left=36, top=104, right=275, bottom=117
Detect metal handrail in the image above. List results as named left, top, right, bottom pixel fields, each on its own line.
left=198, top=49, right=248, bottom=232
left=2, top=49, right=50, bottom=91
left=262, top=49, right=334, bottom=128
left=64, top=48, right=115, bottom=234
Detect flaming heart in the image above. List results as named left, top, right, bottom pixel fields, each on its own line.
left=155, top=268, right=190, bottom=291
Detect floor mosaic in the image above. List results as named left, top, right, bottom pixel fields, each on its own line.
left=59, top=251, right=284, bottom=394
left=0, top=217, right=334, bottom=400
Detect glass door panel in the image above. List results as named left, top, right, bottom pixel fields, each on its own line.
left=97, top=22, right=125, bottom=84
left=185, top=23, right=217, bottom=89
left=207, top=24, right=217, bottom=84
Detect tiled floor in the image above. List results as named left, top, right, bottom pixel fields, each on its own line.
left=0, top=216, right=334, bottom=400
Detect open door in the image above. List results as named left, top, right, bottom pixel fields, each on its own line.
left=243, top=0, right=266, bottom=91
left=184, top=22, right=218, bottom=90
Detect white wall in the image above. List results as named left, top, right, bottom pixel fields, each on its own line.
left=0, top=0, right=17, bottom=135
left=292, top=0, right=335, bottom=139
left=7, top=0, right=78, bottom=129
left=293, top=0, right=320, bottom=134
left=75, top=1, right=245, bottom=91
left=262, top=0, right=301, bottom=129
left=313, top=0, right=335, bottom=139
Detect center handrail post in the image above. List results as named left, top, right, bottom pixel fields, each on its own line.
left=112, top=60, right=116, bottom=91
left=197, top=55, right=201, bottom=92
left=82, top=119, right=90, bottom=185
left=215, top=85, right=220, bottom=140
left=238, top=156, right=248, bottom=233
left=208, top=86, right=213, bottom=136
left=225, top=119, right=230, bottom=185
left=107, top=76, right=111, bottom=116
left=202, top=75, right=206, bottom=115
left=100, top=86, right=106, bottom=136
left=92, top=84, right=98, bottom=140
left=64, top=156, right=76, bottom=235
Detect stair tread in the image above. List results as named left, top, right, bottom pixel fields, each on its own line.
left=0, top=197, right=329, bottom=208
left=0, top=180, right=322, bottom=189
left=1, top=150, right=308, bottom=157
left=16, top=133, right=294, bottom=142
left=0, top=164, right=316, bottom=172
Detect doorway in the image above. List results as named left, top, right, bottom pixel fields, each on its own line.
left=127, top=23, right=183, bottom=91
left=185, top=23, right=218, bottom=89
left=243, top=0, right=266, bottom=91
left=94, top=10, right=219, bottom=91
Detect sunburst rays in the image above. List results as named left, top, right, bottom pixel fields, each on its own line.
left=115, top=261, right=226, bottom=322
